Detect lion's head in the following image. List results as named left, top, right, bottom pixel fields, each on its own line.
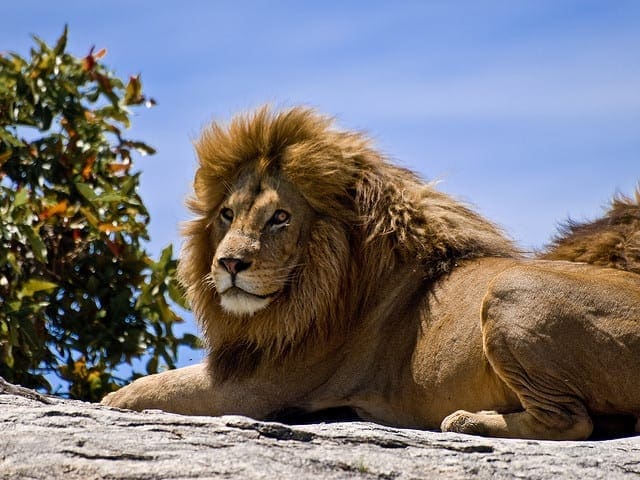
left=178, top=106, right=516, bottom=378
left=208, top=171, right=314, bottom=316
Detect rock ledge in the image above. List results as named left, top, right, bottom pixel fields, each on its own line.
left=1, top=377, right=639, bottom=479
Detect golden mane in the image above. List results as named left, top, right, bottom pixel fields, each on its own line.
left=178, top=106, right=517, bottom=378
left=542, top=188, right=640, bottom=274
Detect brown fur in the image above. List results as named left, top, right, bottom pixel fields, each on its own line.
left=541, top=189, right=640, bottom=274
left=103, top=106, right=640, bottom=441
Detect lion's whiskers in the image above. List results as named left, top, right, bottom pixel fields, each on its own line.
left=203, top=272, right=217, bottom=290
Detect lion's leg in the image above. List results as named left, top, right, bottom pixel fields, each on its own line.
left=471, top=338, right=594, bottom=441
left=442, top=267, right=602, bottom=440
left=101, top=362, right=289, bottom=418
left=440, top=339, right=594, bottom=441
left=100, top=362, right=273, bottom=417
left=442, top=409, right=593, bottom=440
left=101, top=363, right=217, bottom=414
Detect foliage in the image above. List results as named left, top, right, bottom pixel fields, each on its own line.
left=0, top=26, right=199, bottom=401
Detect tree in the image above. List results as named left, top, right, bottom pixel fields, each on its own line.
left=0, top=26, right=199, bottom=401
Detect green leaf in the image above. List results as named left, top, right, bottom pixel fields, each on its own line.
left=8, top=53, right=28, bottom=70
left=23, top=226, right=48, bottom=263
left=98, top=192, right=125, bottom=203
left=168, top=281, right=189, bottom=310
left=30, top=35, right=51, bottom=55
left=53, top=25, right=68, bottom=56
left=3, top=344, right=14, bottom=368
left=180, top=333, right=202, bottom=350
left=122, top=141, right=156, bottom=156
left=14, top=188, right=29, bottom=207
left=6, top=301, right=21, bottom=313
left=95, top=105, right=130, bottom=127
left=75, top=182, right=98, bottom=202
left=123, top=75, right=143, bottom=106
left=157, top=244, right=173, bottom=270
left=146, top=355, right=158, bottom=374
left=78, top=206, right=99, bottom=228
left=0, top=149, right=11, bottom=167
left=0, top=129, right=26, bottom=148
left=19, top=278, right=58, bottom=298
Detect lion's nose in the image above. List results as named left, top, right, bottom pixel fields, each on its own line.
left=218, top=257, right=252, bottom=275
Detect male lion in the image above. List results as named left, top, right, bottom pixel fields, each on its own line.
left=102, top=107, right=640, bottom=440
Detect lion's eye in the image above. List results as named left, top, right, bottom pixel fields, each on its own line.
left=220, top=207, right=234, bottom=223
left=270, top=209, right=290, bottom=226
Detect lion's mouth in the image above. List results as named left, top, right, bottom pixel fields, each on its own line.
left=218, top=286, right=279, bottom=315
left=221, top=286, right=278, bottom=300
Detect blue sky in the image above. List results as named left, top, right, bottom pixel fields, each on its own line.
left=3, top=1, right=639, bottom=368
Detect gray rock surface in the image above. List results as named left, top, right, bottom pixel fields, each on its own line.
left=1, top=377, right=640, bottom=479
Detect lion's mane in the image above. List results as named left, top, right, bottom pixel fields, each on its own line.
left=178, top=107, right=517, bottom=378
left=542, top=189, right=640, bottom=274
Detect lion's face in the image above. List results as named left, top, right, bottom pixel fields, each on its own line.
left=209, top=171, right=314, bottom=316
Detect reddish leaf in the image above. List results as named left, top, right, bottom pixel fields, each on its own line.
left=82, top=46, right=106, bottom=72
left=82, top=52, right=95, bottom=72
left=39, top=200, right=69, bottom=220
left=106, top=239, right=123, bottom=257
left=108, top=162, right=130, bottom=175
left=94, top=48, right=107, bottom=59
left=81, top=155, right=96, bottom=180
left=96, top=72, right=113, bottom=93
left=60, top=118, right=77, bottom=139
left=99, top=223, right=125, bottom=234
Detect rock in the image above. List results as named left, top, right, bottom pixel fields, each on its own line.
left=1, top=377, right=639, bottom=479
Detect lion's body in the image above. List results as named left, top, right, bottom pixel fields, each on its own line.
left=102, top=107, right=640, bottom=440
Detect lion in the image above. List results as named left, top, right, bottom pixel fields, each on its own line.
left=102, top=106, right=640, bottom=440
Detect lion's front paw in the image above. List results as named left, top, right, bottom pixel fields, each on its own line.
left=441, top=410, right=487, bottom=436
left=100, top=384, right=144, bottom=411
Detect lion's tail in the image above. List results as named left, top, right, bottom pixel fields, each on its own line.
left=540, top=187, right=640, bottom=275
